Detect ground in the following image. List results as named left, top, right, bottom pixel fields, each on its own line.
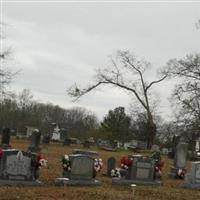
left=0, top=139, right=200, bottom=200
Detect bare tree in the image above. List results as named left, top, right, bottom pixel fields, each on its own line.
left=196, top=19, right=200, bottom=29
left=161, top=54, right=200, bottom=154
left=68, top=50, right=167, bottom=148
left=161, top=54, right=200, bottom=121
left=0, top=22, right=15, bottom=97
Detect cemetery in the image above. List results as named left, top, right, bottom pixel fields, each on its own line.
left=0, top=133, right=199, bottom=200
left=1, top=2, right=200, bottom=200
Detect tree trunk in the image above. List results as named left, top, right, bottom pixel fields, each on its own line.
left=146, top=112, right=156, bottom=149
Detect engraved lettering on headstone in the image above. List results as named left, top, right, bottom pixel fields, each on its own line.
left=136, top=168, right=150, bottom=179
left=6, top=155, right=31, bottom=176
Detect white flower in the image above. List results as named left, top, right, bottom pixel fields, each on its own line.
left=64, top=155, right=69, bottom=160
left=39, top=158, right=47, bottom=167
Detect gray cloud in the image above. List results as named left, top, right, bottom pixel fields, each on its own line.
left=2, top=2, right=200, bottom=120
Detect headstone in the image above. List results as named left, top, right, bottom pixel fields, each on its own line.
left=63, top=138, right=71, bottom=146
left=55, top=154, right=101, bottom=186
left=72, top=149, right=99, bottom=157
left=112, top=156, right=161, bottom=185
left=169, top=142, right=188, bottom=178
left=107, top=157, right=116, bottom=176
left=70, top=155, right=94, bottom=180
left=1, top=128, right=10, bottom=149
left=162, top=148, right=169, bottom=155
left=111, top=140, right=118, bottom=149
left=83, top=140, right=91, bottom=148
left=174, top=142, right=188, bottom=168
left=42, top=134, right=51, bottom=144
left=151, top=145, right=160, bottom=152
left=0, top=149, right=42, bottom=186
left=169, top=135, right=181, bottom=159
left=128, top=158, right=155, bottom=181
left=27, top=129, right=41, bottom=153
left=184, top=161, right=200, bottom=189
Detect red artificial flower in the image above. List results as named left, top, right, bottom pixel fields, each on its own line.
left=0, top=149, right=3, bottom=158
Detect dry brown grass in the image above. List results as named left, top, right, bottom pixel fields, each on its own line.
left=0, top=139, right=199, bottom=200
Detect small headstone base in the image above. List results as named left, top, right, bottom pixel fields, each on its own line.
left=112, top=177, right=162, bottom=186
left=55, top=177, right=101, bottom=186
left=0, top=179, right=42, bottom=186
left=168, top=167, right=181, bottom=178
left=182, top=174, right=200, bottom=190
left=183, top=182, right=200, bottom=189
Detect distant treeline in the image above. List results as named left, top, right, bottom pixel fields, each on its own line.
left=0, top=89, right=152, bottom=142
left=0, top=89, right=98, bottom=139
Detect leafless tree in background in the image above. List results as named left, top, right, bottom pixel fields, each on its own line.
left=68, top=50, right=167, bottom=148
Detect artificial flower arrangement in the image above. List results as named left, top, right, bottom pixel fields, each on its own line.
left=29, top=152, right=47, bottom=180
left=94, top=158, right=103, bottom=172
left=110, top=156, right=133, bottom=178
left=36, top=153, right=48, bottom=168
left=150, top=151, right=164, bottom=179
left=176, top=168, right=186, bottom=179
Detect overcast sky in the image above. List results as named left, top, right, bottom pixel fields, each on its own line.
left=2, top=1, right=200, bottom=120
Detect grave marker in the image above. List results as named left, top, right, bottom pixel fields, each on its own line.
left=184, top=161, right=200, bottom=189
left=107, top=157, right=116, bottom=176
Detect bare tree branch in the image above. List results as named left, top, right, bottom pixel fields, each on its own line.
left=145, top=75, right=168, bottom=92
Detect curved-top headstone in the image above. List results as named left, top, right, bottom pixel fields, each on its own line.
left=107, top=157, right=116, bottom=176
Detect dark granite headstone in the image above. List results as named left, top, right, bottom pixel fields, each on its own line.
left=42, top=134, right=51, bottom=144
left=28, top=129, right=41, bottom=153
left=1, top=128, right=10, bottom=149
left=63, top=138, right=71, bottom=146
left=83, top=140, right=91, bottom=148
left=107, top=157, right=116, bottom=176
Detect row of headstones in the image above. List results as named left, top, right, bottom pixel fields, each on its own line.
left=0, top=128, right=199, bottom=188
left=0, top=144, right=199, bottom=189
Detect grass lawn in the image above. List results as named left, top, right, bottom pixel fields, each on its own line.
left=0, top=139, right=199, bottom=200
